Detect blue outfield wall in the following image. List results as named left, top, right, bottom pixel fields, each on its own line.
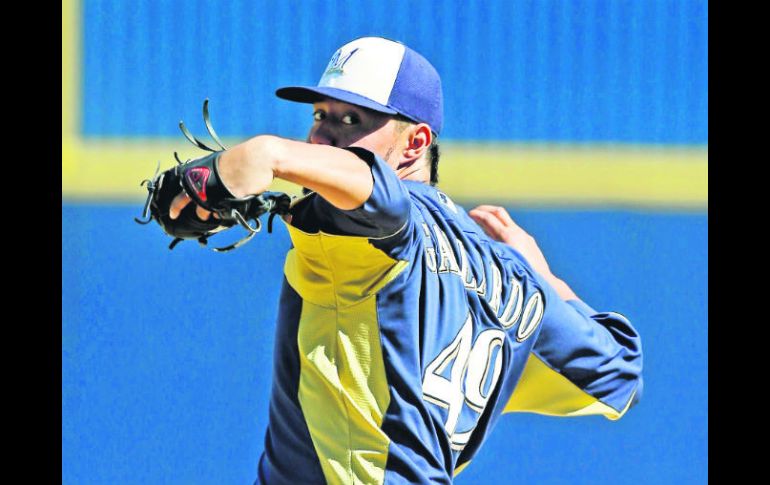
left=81, top=0, right=708, bottom=143
left=62, top=203, right=707, bottom=485
left=66, top=1, right=708, bottom=483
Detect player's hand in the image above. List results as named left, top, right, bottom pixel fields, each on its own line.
left=169, top=192, right=219, bottom=221
left=468, top=205, right=551, bottom=277
left=470, top=205, right=580, bottom=301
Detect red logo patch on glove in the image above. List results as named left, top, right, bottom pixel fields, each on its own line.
left=185, top=167, right=210, bottom=202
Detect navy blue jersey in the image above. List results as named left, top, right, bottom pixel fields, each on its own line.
left=257, top=147, right=643, bottom=484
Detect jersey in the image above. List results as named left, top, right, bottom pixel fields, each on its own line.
left=256, top=147, right=643, bottom=484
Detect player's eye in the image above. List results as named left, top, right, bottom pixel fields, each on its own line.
left=313, top=110, right=326, bottom=122
left=341, top=113, right=359, bottom=125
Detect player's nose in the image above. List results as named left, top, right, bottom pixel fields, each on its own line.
left=308, top=124, right=337, bottom=147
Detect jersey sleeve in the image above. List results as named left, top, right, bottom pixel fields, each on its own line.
left=289, top=146, right=412, bottom=239
left=503, top=284, right=643, bottom=420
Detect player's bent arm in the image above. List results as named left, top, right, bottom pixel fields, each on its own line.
left=504, top=294, right=643, bottom=420
left=470, top=205, right=578, bottom=301
left=543, top=273, right=579, bottom=302
left=219, top=135, right=374, bottom=210
left=473, top=205, right=643, bottom=417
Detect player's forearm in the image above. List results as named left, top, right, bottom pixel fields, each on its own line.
left=218, top=135, right=374, bottom=210
left=543, top=272, right=579, bottom=302
left=273, top=138, right=375, bottom=210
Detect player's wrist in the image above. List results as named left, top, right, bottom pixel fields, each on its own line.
left=179, top=152, right=237, bottom=210
left=219, top=135, right=279, bottom=198
left=545, top=274, right=579, bottom=301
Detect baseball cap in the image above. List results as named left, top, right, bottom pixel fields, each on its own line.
left=276, top=36, right=443, bottom=134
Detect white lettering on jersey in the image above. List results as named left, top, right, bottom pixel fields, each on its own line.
left=516, top=291, right=545, bottom=342
left=421, top=223, right=437, bottom=272
left=475, top=267, right=487, bottom=297
left=421, top=222, right=544, bottom=340
left=455, top=240, right=477, bottom=289
left=422, top=313, right=505, bottom=451
left=487, top=264, right=503, bottom=314
left=499, top=279, right=524, bottom=329
left=433, top=225, right=461, bottom=274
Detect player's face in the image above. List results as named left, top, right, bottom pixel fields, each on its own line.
left=308, top=99, right=404, bottom=165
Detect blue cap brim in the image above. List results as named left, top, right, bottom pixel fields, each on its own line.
left=275, top=86, right=399, bottom=116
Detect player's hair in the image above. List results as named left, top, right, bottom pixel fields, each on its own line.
left=394, top=116, right=440, bottom=186
left=428, top=136, right=440, bottom=186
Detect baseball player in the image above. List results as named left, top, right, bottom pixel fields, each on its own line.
left=166, top=37, right=643, bottom=484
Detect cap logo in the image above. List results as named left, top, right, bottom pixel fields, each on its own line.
left=324, top=47, right=359, bottom=76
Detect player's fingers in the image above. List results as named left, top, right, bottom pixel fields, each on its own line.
left=169, top=193, right=192, bottom=220
left=196, top=204, right=212, bottom=221
left=472, top=205, right=520, bottom=230
left=490, top=206, right=518, bottom=228
left=473, top=204, right=516, bottom=212
left=469, top=208, right=508, bottom=242
left=471, top=204, right=500, bottom=214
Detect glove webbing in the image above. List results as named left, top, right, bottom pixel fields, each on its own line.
left=166, top=191, right=292, bottom=252
left=135, top=99, right=292, bottom=252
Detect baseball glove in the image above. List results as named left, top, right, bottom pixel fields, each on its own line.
left=135, top=99, right=291, bottom=252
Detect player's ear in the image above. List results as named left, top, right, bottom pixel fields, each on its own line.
left=404, top=123, right=432, bottom=162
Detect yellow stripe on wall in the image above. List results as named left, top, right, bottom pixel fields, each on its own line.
left=61, top=138, right=707, bottom=209
left=439, top=143, right=707, bottom=209
left=62, top=0, right=707, bottom=209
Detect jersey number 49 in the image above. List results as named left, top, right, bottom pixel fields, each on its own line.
left=422, top=314, right=506, bottom=451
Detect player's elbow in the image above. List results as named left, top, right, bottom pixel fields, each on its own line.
left=616, top=327, right=644, bottom=415
left=599, top=360, right=643, bottom=421
left=347, top=173, right=411, bottom=238
left=376, top=190, right=411, bottom=236
left=595, top=311, right=644, bottom=417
